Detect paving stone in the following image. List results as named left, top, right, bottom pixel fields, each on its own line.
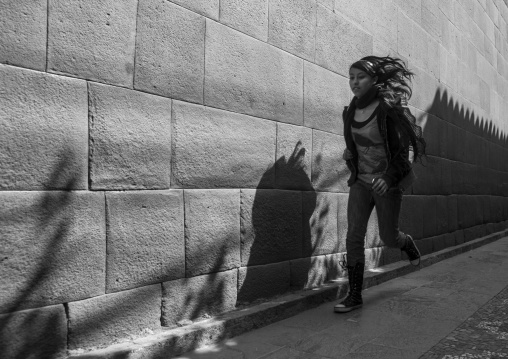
left=68, top=284, right=161, bottom=350
left=184, top=190, right=241, bottom=277
left=238, top=262, right=290, bottom=304
left=205, top=20, right=303, bottom=125
left=240, top=189, right=302, bottom=266
left=171, top=101, right=276, bottom=189
left=89, top=83, right=172, bottom=190
left=170, top=0, right=219, bottom=19
left=106, top=191, right=184, bottom=293
left=47, top=0, right=137, bottom=87
left=420, top=284, right=508, bottom=358
left=268, top=0, right=317, bottom=61
left=0, top=305, right=67, bottom=359
left=316, top=6, right=373, bottom=76
left=135, top=0, right=205, bottom=103
left=0, top=0, right=47, bottom=70
left=303, top=192, right=339, bottom=256
left=312, top=130, right=349, bottom=193
left=162, top=270, right=237, bottom=326
left=304, top=61, right=350, bottom=135
left=0, top=191, right=105, bottom=313
left=0, top=65, right=88, bottom=190
left=220, top=0, right=268, bottom=41
left=275, top=123, right=313, bottom=190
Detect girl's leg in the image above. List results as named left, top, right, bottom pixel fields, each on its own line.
left=335, top=181, right=374, bottom=313
left=374, top=187, right=420, bottom=265
left=374, top=187, right=406, bottom=249
left=345, top=181, right=375, bottom=266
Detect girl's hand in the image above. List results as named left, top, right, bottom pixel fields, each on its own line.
left=342, top=149, right=353, bottom=160
left=372, top=178, right=388, bottom=196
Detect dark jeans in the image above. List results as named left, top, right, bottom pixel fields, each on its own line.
left=346, top=180, right=408, bottom=266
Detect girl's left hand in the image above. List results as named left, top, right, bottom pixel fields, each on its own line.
left=372, top=178, right=388, bottom=196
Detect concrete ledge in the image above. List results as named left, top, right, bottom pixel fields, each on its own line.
left=69, top=228, right=508, bottom=358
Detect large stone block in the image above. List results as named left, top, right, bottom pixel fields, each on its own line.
left=47, top=0, right=137, bottom=87
left=171, top=101, right=276, bottom=188
left=185, top=190, right=241, bottom=277
left=238, top=261, right=290, bottom=304
left=482, top=196, right=492, bottom=224
left=422, top=196, right=438, bottom=238
left=412, top=24, right=429, bottom=72
left=316, top=6, right=373, bottom=76
left=400, top=195, right=424, bottom=239
left=162, top=269, right=237, bottom=327
left=312, top=130, right=349, bottom=192
left=446, top=195, right=459, bottom=233
left=457, top=195, right=476, bottom=229
left=0, top=305, right=67, bottom=359
left=268, top=0, right=316, bottom=61
left=365, top=247, right=383, bottom=270
left=397, top=10, right=414, bottom=60
left=337, top=193, right=349, bottom=252
left=135, top=0, right=205, bottom=103
left=435, top=196, right=448, bottom=235
left=303, top=192, right=339, bottom=256
left=88, top=83, right=172, bottom=190
left=106, top=191, right=184, bottom=293
left=0, top=0, right=47, bottom=70
left=412, top=156, right=442, bottom=195
left=220, top=0, right=268, bottom=41
left=395, top=0, right=422, bottom=24
left=304, top=61, right=350, bottom=135
left=205, top=20, right=303, bottom=124
left=240, top=189, right=302, bottom=265
left=289, top=254, right=344, bottom=289
left=0, top=65, right=88, bottom=190
left=366, top=208, right=381, bottom=249
left=275, top=123, right=313, bottom=190
left=68, top=284, right=161, bottom=350
left=422, top=0, right=441, bottom=40
left=0, top=191, right=105, bottom=313
left=170, top=0, right=219, bottom=19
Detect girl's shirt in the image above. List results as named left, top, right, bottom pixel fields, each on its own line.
left=351, top=109, right=388, bottom=184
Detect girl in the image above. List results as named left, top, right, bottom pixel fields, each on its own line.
left=334, top=56, right=426, bottom=313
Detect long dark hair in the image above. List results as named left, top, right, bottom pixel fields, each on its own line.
left=350, top=55, right=426, bottom=163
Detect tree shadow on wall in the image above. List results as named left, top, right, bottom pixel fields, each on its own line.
left=0, top=150, right=79, bottom=359
left=238, top=140, right=350, bottom=306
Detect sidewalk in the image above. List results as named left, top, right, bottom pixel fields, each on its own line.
left=176, top=237, right=508, bottom=359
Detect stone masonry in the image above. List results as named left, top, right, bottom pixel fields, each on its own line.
left=1, top=0, right=508, bottom=357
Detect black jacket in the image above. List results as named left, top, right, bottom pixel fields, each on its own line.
left=343, top=100, right=413, bottom=188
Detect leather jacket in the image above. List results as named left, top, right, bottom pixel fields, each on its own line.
left=343, top=100, right=413, bottom=188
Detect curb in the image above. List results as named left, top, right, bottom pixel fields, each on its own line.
left=70, top=229, right=508, bottom=358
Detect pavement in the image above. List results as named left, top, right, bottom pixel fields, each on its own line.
left=175, top=237, right=508, bottom=359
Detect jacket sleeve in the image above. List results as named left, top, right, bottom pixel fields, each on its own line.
left=381, top=110, right=411, bottom=188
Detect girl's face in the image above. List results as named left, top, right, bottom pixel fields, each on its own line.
left=349, top=67, right=377, bottom=98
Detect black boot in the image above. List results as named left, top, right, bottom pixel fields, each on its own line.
left=402, top=234, right=421, bottom=266
left=334, top=261, right=364, bottom=313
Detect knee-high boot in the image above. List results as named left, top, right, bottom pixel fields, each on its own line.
left=334, top=262, right=364, bottom=313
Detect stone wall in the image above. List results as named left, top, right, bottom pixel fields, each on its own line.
left=1, top=0, right=508, bottom=357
